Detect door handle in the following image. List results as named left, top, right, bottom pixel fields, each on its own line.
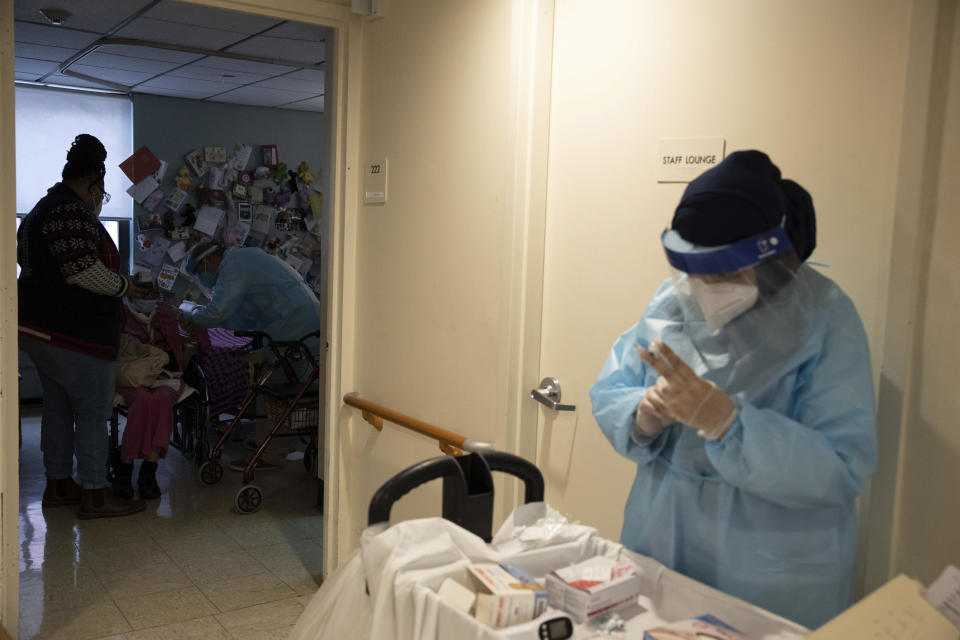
left=530, top=377, right=576, bottom=411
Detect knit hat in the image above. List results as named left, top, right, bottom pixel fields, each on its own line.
left=670, top=150, right=816, bottom=261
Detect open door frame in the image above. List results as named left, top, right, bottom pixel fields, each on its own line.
left=0, top=8, right=364, bottom=633
left=1, top=1, right=22, bottom=633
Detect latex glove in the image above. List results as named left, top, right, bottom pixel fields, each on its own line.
left=632, top=384, right=674, bottom=444
left=636, top=340, right=737, bottom=440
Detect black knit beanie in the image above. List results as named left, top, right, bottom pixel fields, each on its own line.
left=62, top=133, right=107, bottom=182
left=670, top=150, right=816, bottom=261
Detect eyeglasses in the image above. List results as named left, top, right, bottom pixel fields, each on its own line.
left=89, top=180, right=110, bottom=205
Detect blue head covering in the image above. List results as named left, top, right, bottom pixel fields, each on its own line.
left=670, top=150, right=817, bottom=261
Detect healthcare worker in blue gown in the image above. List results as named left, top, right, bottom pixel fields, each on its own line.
left=590, top=150, right=877, bottom=629
left=181, top=242, right=323, bottom=471
left=182, top=243, right=322, bottom=342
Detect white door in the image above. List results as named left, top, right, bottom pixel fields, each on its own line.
left=531, top=0, right=917, bottom=547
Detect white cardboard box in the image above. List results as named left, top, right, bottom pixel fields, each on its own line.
left=545, top=556, right=642, bottom=624
left=467, top=564, right=548, bottom=629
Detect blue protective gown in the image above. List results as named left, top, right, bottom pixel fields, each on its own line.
left=186, top=248, right=322, bottom=342
left=590, top=266, right=877, bottom=629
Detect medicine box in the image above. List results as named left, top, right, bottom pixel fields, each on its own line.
left=467, top=563, right=549, bottom=629
left=545, top=556, right=642, bottom=624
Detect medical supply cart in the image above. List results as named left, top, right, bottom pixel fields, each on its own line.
left=289, top=451, right=809, bottom=639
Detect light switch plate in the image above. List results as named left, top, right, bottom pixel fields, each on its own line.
left=364, top=157, right=388, bottom=204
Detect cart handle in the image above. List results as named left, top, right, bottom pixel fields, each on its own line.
left=367, top=455, right=467, bottom=526
left=482, top=451, right=544, bottom=504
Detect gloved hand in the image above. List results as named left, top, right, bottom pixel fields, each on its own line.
left=632, top=384, right=673, bottom=444
left=636, top=340, right=738, bottom=440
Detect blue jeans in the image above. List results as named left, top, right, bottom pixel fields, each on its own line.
left=20, top=337, right=115, bottom=489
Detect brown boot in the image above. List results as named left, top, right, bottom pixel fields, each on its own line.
left=79, top=487, right=146, bottom=520
left=42, top=477, right=82, bottom=508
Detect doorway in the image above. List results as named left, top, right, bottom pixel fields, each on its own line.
left=2, top=1, right=357, bottom=637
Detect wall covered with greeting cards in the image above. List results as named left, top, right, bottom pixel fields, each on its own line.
left=126, top=93, right=330, bottom=310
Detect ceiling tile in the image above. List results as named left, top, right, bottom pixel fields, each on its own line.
left=135, top=85, right=219, bottom=100
left=14, top=22, right=100, bottom=49
left=225, top=36, right=325, bottom=65
left=14, top=0, right=157, bottom=34
left=191, top=56, right=298, bottom=76
left=144, top=1, right=284, bottom=34
left=77, top=51, right=183, bottom=75
left=96, top=43, right=204, bottom=65
left=166, top=62, right=273, bottom=86
left=14, top=57, right=60, bottom=78
left=13, top=42, right=78, bottom=63
left=140, top=75, right=228, bottom=96
left=115, top=18, right=250, bottom=51
left=207, top=86, right=316, bottom=108
left=280, top=95, right=325, bottom=113
left=251, top=74, right=323, bottom=94
left=14, top=2, right=333, bottom=113
left=284, top=69, right=326, bottom=83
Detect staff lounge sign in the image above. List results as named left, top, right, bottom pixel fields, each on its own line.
left=657, top=137, right=726, bottom=183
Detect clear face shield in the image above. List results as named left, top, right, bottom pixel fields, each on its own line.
left=659, top=225, right=815, bottom=400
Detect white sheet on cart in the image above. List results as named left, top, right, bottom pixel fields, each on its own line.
left=288, top=503, right=808, bottom=640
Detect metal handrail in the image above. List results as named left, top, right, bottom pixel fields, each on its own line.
left=343, top=393, right=494, bottom=455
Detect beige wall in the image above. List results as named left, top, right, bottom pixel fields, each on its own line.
left=891, top=0, right=960, bottom=586
left=338, top=0, right=540, bottom=545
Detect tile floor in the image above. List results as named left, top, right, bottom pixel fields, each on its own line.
left=17, top=406, right=323, bottom=640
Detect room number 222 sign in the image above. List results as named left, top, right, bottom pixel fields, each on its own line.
left=364, top=158, right=388, bottom=204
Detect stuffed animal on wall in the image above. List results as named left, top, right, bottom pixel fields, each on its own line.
left=175, top=167, right=191, bottom=191
left=179, top=204, right=197, bottom=228
left=297, top=161, right=314, bottom=185
left=274, top=187, right=292, bottom=208
left=268, top=162, right=288, bottom=184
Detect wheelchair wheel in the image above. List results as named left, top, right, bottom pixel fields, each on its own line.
left=198, top=460, right=223, bottom=486
left=235, top=484, right=262, bottom=514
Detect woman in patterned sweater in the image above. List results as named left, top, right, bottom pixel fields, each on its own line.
left=18, top=134, right=153, bottom=519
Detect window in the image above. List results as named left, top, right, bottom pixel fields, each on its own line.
left=15, top=85, right=133, bottom=219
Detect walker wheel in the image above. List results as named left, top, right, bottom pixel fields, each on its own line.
left=199, top=460, right=223, bottom=486
left=235, top=484, right=263, bottom=514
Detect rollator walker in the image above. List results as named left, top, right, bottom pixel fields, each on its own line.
left=198, top=329, right=323, bottom=514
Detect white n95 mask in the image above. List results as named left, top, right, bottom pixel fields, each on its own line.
left=689, top=277, right=759, bottom=330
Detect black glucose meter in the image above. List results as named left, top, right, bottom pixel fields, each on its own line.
left=538, top=616, right=573, bottom=640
